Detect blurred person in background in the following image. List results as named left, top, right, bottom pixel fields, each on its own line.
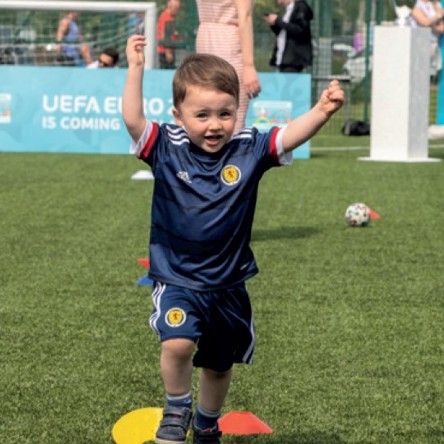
left=128, top=11, right=145, bottom=36
left=409, top=0, right=444, bottom=77
left=195, top=0, right=261, bottom=133
left=87, top=47, right=120, bottom=68
left=264, top=0, right=313, bottom=73
left=157, top=0, right=182, bottom=69
left=56, top=11, right=93, bottom=66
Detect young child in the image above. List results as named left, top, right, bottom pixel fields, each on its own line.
left=122, top=35, right=344, bottom=444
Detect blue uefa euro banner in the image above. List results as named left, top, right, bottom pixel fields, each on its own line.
left=0, top=66, right=310, bottom=159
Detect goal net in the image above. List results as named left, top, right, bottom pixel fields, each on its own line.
left=0, top=0, right=156, bottom=68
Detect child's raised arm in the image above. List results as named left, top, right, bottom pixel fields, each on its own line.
left=122, top=35, right=148, bottom=143
left=281, top=80, right=345, bottom=153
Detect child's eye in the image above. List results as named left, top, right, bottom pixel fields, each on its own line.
left=220, top=111, right=232, bottom=118
left=196, top=113, right=207, bottom=119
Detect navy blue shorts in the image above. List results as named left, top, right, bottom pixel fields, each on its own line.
left=149, top=282, right=255, bottom=372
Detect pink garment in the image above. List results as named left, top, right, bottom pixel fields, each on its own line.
left=196, top=0, right=249, bottom=133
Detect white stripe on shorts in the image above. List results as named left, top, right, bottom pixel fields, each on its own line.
left=242, top=312, right=255, bottom=364
left=149, top=282, right=166, bottom=335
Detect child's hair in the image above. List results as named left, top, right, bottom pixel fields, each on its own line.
left=173, top=54, right=240, bottom=108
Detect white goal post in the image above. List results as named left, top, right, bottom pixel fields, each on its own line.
left=0, top=0, right=157, bottom=68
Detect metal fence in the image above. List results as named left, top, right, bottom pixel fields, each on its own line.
left=270, top=0, right=436, bottom=137
left=174, top=0, right=424, bottom=137
left=306, top=0, right=382, bottom=135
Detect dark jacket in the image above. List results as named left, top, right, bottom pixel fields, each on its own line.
left=269, top=0, right=313, bottom=70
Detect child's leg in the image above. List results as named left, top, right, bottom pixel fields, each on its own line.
left=198, top=368, right=232, bottom=412
left=160, top=338, right=194, bottom=395
left=155, top=338, right=194, bottom=444
left=193, top=367, right=231, bottom=434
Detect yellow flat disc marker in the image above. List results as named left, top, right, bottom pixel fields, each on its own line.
left=112, top=407, right=163, bottom=444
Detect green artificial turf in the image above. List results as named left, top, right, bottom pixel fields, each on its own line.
left=1, top=147, right=443, bottom=444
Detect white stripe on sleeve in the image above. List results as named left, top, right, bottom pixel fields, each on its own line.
left=129, top=120, right=152, bottom=157
left=276, top=126, right=293, bottom=165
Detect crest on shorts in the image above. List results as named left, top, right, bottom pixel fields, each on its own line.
left=220, top=165, right=241, bottom=186
left=165, top=308, right=186, bottom=327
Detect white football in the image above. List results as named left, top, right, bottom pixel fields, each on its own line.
left=344, top=203, right=371, bottom=227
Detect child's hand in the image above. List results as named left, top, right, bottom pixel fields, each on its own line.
left=126, top=35, right=146, bottom=67
left=318, top=80, right=345, bottom=117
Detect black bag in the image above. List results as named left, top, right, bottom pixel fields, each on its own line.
left=342, top=119, right=370, bottom=136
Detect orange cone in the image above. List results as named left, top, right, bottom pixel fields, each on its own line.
left=369, top=208, right=381, bottom=219
left=218, top=411, right=273, bottom=435
left=138, top=258, right=150, bottom=268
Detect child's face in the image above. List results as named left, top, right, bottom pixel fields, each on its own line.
left=172, top=85, right=238, bottom=154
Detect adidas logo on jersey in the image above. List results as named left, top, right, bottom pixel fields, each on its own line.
left=176, top=171, right=192, bottom=184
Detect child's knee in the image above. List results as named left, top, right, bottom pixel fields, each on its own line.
left=162, top=338, right=195, bottom=361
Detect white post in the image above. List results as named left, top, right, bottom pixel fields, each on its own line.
left=361, top=25, right=441, bottom=162
left=143, top=6, right=157, bottom=70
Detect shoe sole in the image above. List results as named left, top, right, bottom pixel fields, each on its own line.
left=154, top=437, right=186, bottom=444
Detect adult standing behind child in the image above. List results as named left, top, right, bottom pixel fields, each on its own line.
left=409, top=0, right=444, bottom=77
left=157, top=0, right=182, bottom=69
left=56, top=11, right=93, bottom=66
left=264, top=0, right=313, bottom=73
left=122, top=34, right=344, bottom=444
left=195, top=0, right=262, bottom=133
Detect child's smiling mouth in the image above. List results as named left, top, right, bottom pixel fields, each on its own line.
left=205, top=134, right=223, bottom=142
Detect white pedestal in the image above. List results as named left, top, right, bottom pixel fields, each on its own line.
left=361, top=26, right=440, bottom=163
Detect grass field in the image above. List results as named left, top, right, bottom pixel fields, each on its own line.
left=1, top=144, right=444, bottom=444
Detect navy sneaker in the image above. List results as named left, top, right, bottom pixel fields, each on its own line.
left=154, top=406, right=192, bottom=444
left=192, top=424, right=222, bottom=444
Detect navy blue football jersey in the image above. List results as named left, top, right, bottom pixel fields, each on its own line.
left=132, top=122, right=292, bottom=290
